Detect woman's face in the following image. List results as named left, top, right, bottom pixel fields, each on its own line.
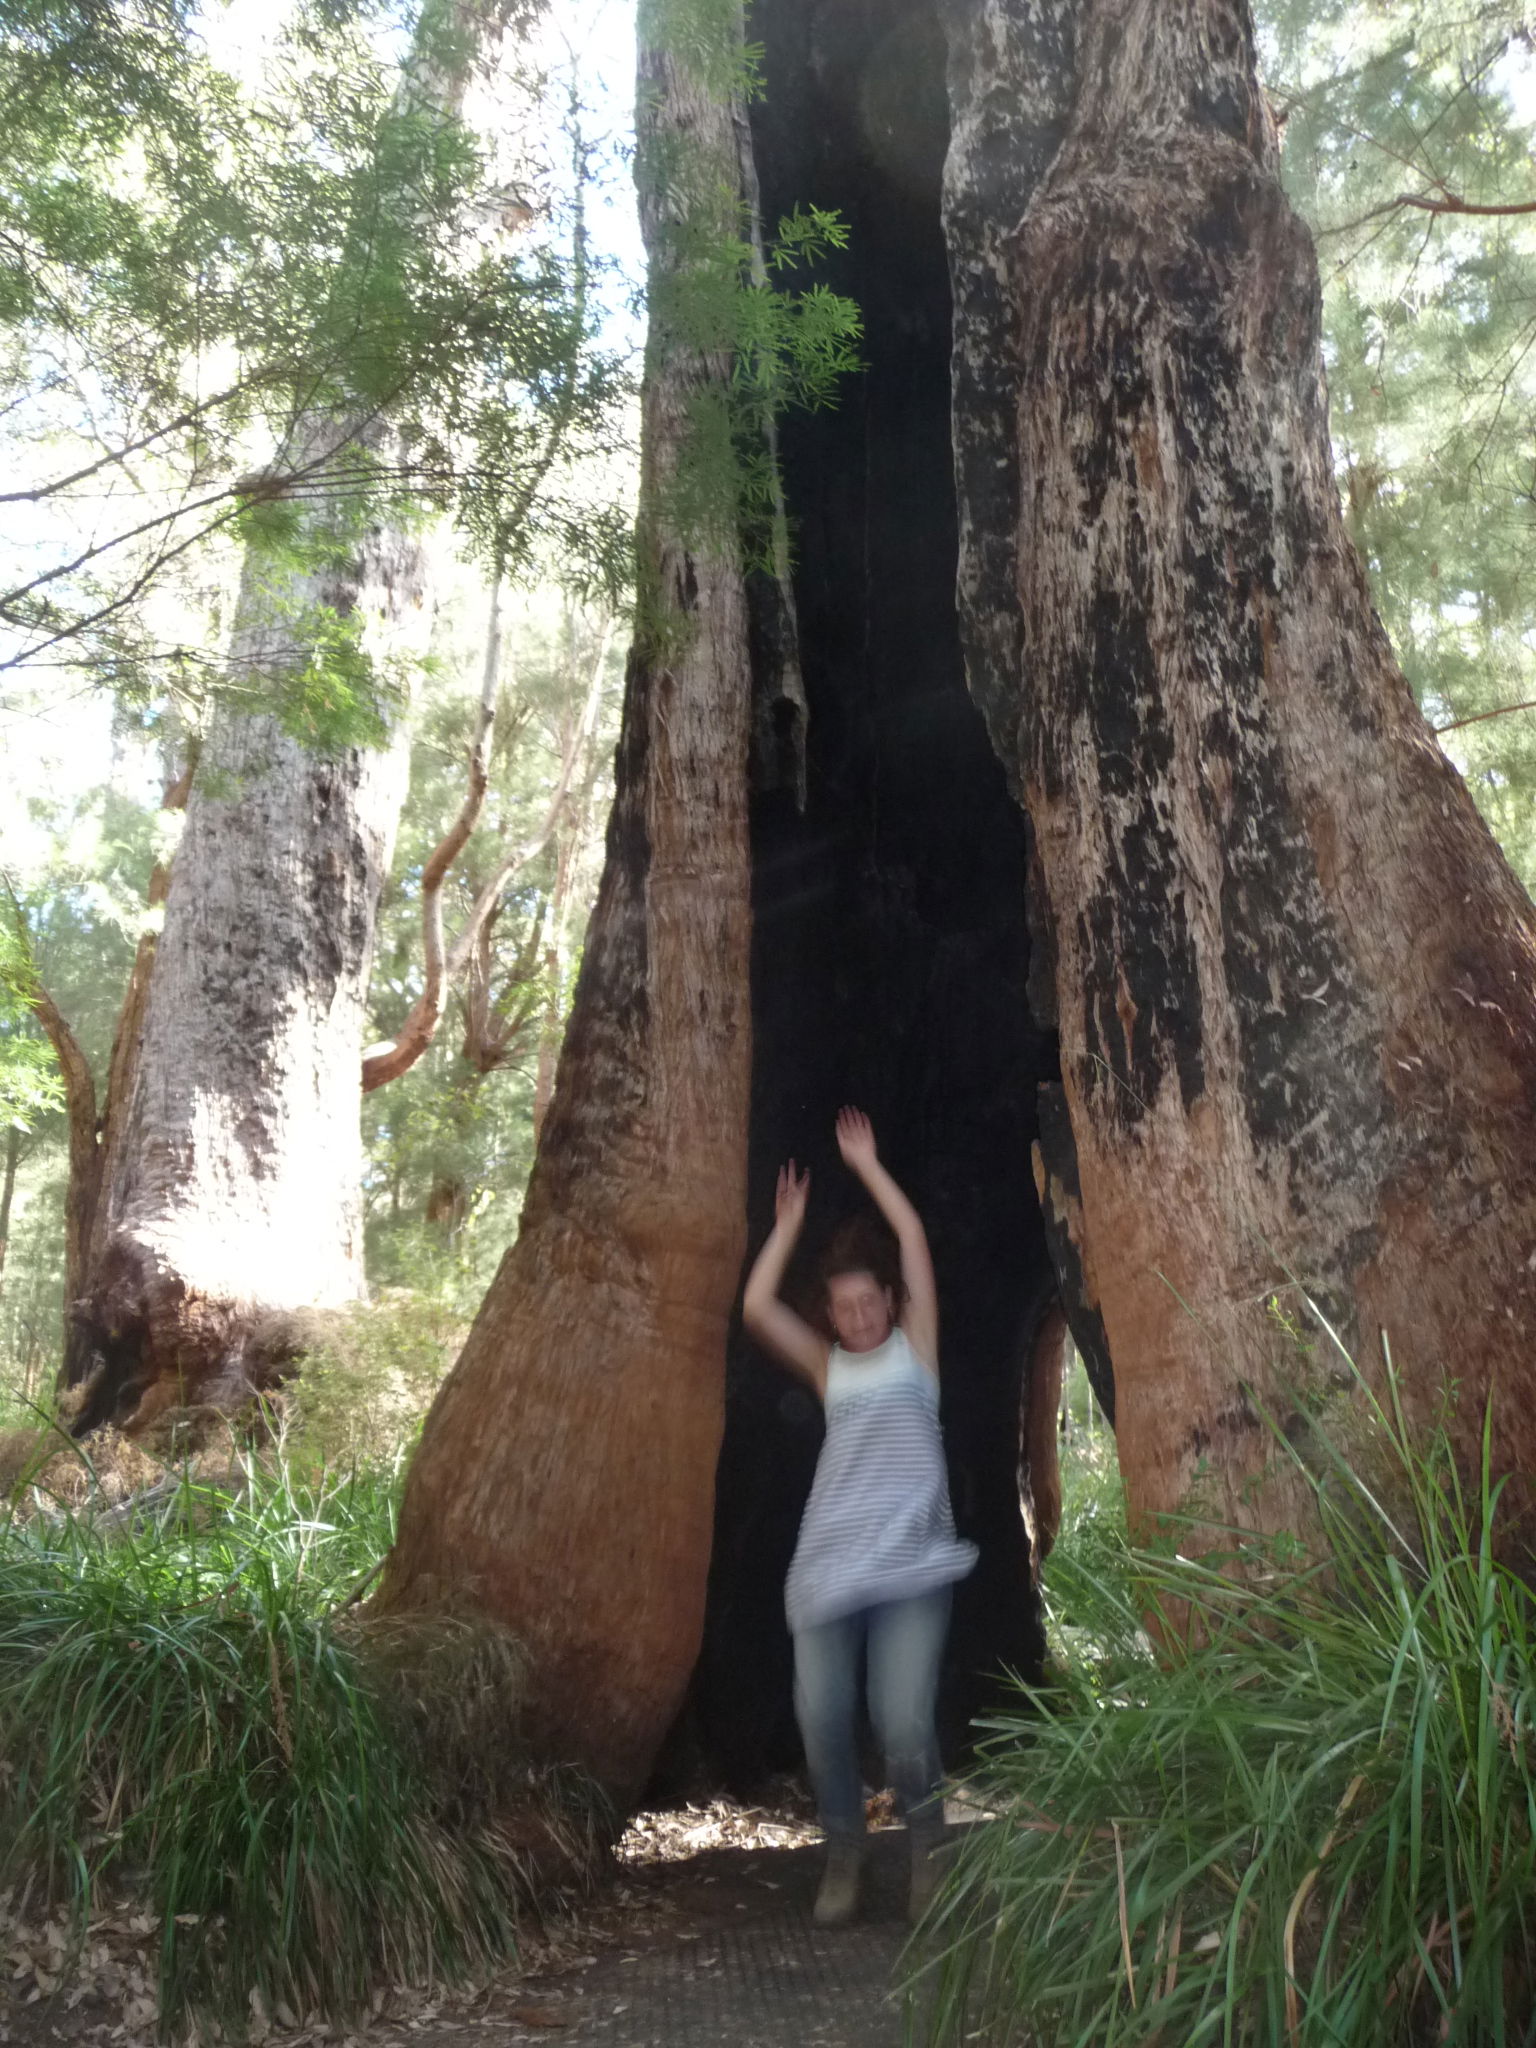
left=826, top=1269, right=896, bottom=1354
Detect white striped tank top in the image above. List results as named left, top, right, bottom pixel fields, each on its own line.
left=783, top=1326, right=978, bottom=1632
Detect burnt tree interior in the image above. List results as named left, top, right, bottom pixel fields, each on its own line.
left=689, top=0, right=1065, bottom=1790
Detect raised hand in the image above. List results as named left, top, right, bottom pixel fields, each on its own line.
left=744, top=1160, right=831, bottom=1392
left=835, top=1106, right=878, bottom=1175
left=775, top=1160, right=811, bottom=1230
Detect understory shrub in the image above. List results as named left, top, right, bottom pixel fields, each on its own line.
left=0, top=1459, right=606, bottom=2033
left=282, top=1292, right=467, bottom=1467
left=917, top=1353, right=1536, bottom=2047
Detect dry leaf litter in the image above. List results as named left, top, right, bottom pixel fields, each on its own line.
left=1, top=1792, right=828, bottom=2048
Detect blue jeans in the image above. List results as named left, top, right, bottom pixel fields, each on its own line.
left=792, top=1584, right=951, bottom=1839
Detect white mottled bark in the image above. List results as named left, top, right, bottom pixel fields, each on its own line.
left=78, top=421, right=425, bottom=1423
left=71, top=2, right=533, bottom=1426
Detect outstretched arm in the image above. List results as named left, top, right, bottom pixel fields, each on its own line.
left=835, top=1107, right=938, bottom=1370
left=741, top=1162, right=831, bottom=1395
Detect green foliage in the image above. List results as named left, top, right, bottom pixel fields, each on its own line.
left=272, top=601, right=405, bottom=753
left=1037, top=1401, right=1143, bottom=1701
left=0, top=1156, right=67, bottom=1412
left=284, top=1294, right=463, bottom=1466
left=640, top=0, right=764, bottom=103
left=0, top=918, right=62, bottom=1129
left=632, top=0, right=862, bottom=617
left=642, top=201, right=861, bottom=576
left=0, top=1455, right=606, bottom=2032
left=645, top=204, right=862, bottom=570
left=1261, top=0, right=1536, bottom=887
left=916, top=1355, right=1536, bottom=2047
left=0, top=0, right=631, bottom=724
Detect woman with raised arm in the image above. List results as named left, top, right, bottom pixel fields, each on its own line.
left=741, top=1107, right=977, bottom=1928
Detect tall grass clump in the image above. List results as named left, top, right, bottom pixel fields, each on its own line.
left=918, top=1347, right=1536, bottom=2047
left=0, top=1455, right=606, bottom=2033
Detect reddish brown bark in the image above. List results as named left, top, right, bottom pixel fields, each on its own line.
left=380, top=8, right=754, bottom=1808
left=361, top=586, right=504, bottom=1095
left=363, top=598, right=610, bottom=1094
left=946, top=0, right=1536, bottom=1537
left=1021, top=1300, right=1067, bottom=1569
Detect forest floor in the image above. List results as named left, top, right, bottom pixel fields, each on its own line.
left=2, top=1795, right=948, bottom=2048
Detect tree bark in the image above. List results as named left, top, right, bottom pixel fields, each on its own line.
left=75, top=452, right=424, bottom=1427
left=532, top=640, right=614, bottom=1144
left=1020, top=1299, right=1066, bottom=1569
left=44, top=758, right=193, bottom=1391
left=380, top=4, right=754, bottom=1810
left=946, top=0, right=1536, bottom=1536
left=71, top=3, right=522, bottom=1429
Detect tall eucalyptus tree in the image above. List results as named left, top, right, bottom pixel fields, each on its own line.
left=384, top=0, right=1536, bottom=1810
left=68, top=0, right=615, bottom=1426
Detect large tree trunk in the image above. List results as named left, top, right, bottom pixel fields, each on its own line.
left=70, top=4, right=517, bottom=1430
left=945, top=0, right=1536, bottom=1536
left=380, top=5, right=754, bottom=1810
left=73, top=447, right=424, bottom=1428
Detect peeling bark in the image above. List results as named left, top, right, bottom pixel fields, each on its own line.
left=947, top=0, right=1536, bottom=1535
left=380, top=5, right=754, bottom=1810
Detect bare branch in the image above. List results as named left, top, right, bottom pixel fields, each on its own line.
left=362, top=609, right=613, bottom=1094
left=1386, top=190, right=1536, bottom=221
left=360, top=578, right=506, bottom=1092
left=1435, top=698, right=1536, bottom=735
left=0, top=376, right=265, bottom=506
left=440, top=613, right=612, bottom=982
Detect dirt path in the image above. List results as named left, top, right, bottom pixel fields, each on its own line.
left=480, top=1829, right=924, bottom=2048
left=2, top=1812, right=953, bottom=2048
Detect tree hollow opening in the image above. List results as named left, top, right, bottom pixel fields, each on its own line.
left=691, top=0, right=1063, bottom=1790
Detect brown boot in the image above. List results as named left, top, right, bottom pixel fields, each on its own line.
left=812, top=1835, right=864, bottom=1928
left=907, top=1817, right=946, bottom=1925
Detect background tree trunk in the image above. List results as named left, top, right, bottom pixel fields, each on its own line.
left=948, top=0, right=1536, bottom=1536
left=380, top=4, right=754, bottom=1811
left=0, top=1126, right=19, bottom=1286
left=74, top=445, right=425, bottom=1427
left=70, top=3, right=519, bottom=1429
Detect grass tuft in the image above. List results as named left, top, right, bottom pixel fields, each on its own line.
left=0, top=1456, right=606, bottom=2035
left=915, top=1353, right=1536, bottom=2047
